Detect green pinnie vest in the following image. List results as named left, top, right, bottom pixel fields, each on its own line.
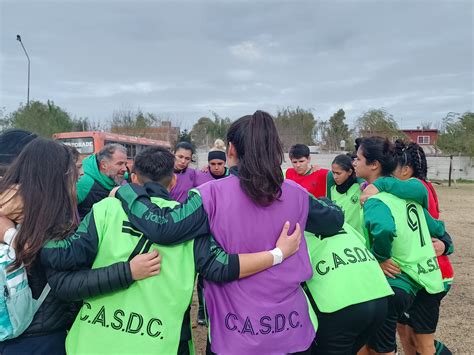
left=66, top=197, right=196, bottom=355
left=304, top=224, right=393, bottom=313
left=369, top=192, right=444, bottom=294
left=330, top=183, right=364, bottom=237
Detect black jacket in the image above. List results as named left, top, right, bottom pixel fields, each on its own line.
left=16, top=257, right=132, bottom=339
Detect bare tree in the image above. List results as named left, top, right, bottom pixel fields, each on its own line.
left=420, top=121, right=433, bottom=130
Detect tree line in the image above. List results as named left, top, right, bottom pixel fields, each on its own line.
left=0, top=101, right=472, bottom=156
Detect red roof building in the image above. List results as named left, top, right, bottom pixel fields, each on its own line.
left=401, top=129, right=439, bottom=146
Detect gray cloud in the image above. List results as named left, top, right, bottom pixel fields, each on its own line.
left=1, top=0, right=472, bottom=129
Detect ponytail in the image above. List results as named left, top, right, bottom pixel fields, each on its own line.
left=227, top=111, right=283, bottom=206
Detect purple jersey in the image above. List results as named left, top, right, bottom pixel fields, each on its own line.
left=170, top=167, right=197, bottom=203
left=197, top=175, right=316, bottom=354
left=194, top=171, right=215, bottom=186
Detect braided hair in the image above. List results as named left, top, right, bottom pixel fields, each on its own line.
left=394, top=139, right=428, bottom=181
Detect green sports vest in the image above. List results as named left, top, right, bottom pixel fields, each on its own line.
left=370, top=192, right=444, bottom=294
left=330, top=183, right=364, bottom=237
left=66, top=197, right=196, bottom=355
left=304, top=224, right=393, bottom=313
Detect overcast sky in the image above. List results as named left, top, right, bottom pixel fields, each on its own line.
left=1, top=0, right=472, bottom=129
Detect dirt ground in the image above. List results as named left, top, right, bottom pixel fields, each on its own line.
left=426, top=184, right=474, bottom=354
left=190, top=184, right=474, bottom=354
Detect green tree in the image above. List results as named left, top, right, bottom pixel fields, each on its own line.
left=71, top=117, right=91, bottom=131
left=9, top=100, right=74, bottom=137
left=437, top=112, right=474, bottom=156
left=190, top=113, right=232, bottom=148
left=325, top=109, right=352, bottom=151
left=356, top=108, right=401, bottom=139
left=274, top=107, right=317, bottom=151
left=208, top=112, right=232, bottom=142
left=0, top=107, right=10, bottom=131
left=191, top=116, right=214, bottom=147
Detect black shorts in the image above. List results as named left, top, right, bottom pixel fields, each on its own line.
left=367, top=287, right=415, bottom=353
left=398, top=288, right=448, bottom=334
left=313, top=297, right=388, bottom=355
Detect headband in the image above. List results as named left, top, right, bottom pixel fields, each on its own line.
left=208, top=150, right=226, bottom=162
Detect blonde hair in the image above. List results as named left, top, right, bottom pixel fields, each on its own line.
left=207, top=139, right=227, bottom=162
left=211, top=139, right=226, bottom=152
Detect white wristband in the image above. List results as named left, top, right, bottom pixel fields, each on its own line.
left=269, top=247, right=284, bottom=266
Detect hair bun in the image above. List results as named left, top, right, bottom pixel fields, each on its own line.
left=394, top=139, right=406, bottom=153
left=213, top=139, right=226, bottom=151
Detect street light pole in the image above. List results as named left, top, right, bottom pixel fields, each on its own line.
left=16, top=35, right=30, bottom=106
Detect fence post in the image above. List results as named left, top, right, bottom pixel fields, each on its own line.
left=448, top=155, right=453, bottom=187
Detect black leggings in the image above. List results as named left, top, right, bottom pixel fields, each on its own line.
left=368, top=288, right=414, bottom=353
left=197, top=274, right=205, bottom=312
left=0, top=330, right=67, bottom=355
left=313, top=297, right=389, bottom=355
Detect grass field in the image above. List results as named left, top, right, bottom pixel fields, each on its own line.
left=427, top=184, right=474, bottom=354
left=190, top=184, right=474, bottom=354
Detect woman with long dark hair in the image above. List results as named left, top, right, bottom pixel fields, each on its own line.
left=354, top=137, right=447, bottom=355
left=0, top=138, right=79, bottom=271
left=111, top=111, right=344, bottom=353
left=0, top=138, right=159, bottom=354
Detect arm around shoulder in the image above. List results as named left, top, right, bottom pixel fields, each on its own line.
left=115, top=184, right=210, bottom=245
left=41, top=211, right=100, bottom=271
left=364, top=198, right=396, bottom=262
left=195, top=221, right=302, bottom=281
left=305, top=196, right=344, bottom=236
left=46, top=262, right=133, bottom=302
left=373, top=177, right=429, bottom=208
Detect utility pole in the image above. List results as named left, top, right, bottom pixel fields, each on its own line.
left=16, top=35, right=31, bottom=106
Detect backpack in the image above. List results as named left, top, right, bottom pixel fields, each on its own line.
left=0, top=227, right=50, bottom=341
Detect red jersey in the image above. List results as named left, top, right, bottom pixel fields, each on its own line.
left=420, top=180, right=440, bottom=219
left=285, top=168, right=329, bottom=198
left=420, top=179, right=453, bottom=281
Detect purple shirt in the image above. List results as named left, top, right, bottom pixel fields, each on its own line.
left=194, top=171, right=215, bottom=186
left=197, top=175, right=316, bottom=354
left=169, top=168, right=197, bottom=203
